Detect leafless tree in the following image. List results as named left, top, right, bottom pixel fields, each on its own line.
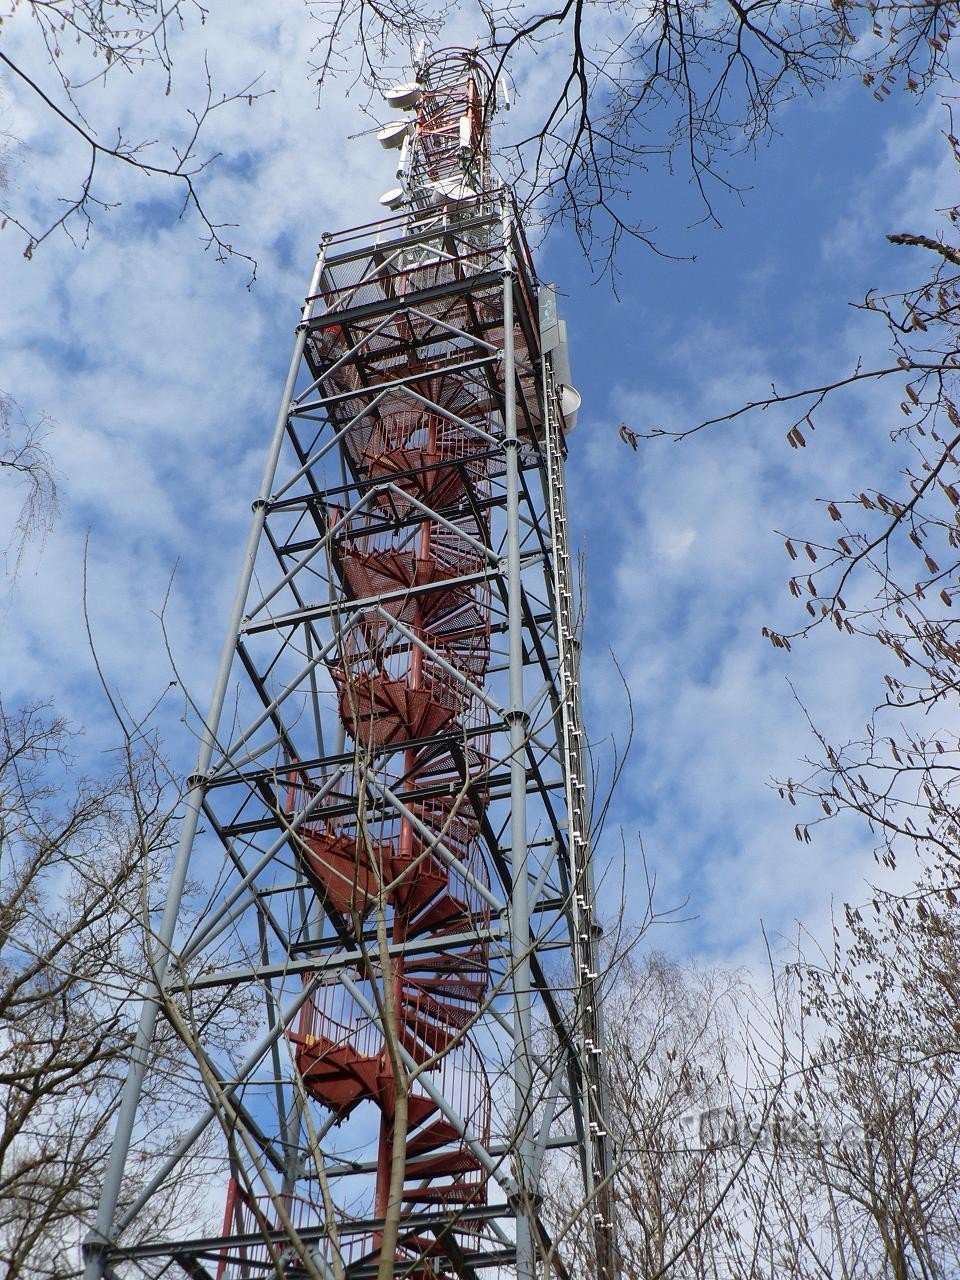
left=0, top=392, right=58, bottom=577
left=4, top=2, right=957, bottom=276
left=786, top=856, right=960, bottom=1279
left=582, top=117, right=960, bottom=1270
left=0, top=2, right=269, bottom=275
left=538, top=950, right=801, bottom=1279
left=0, top=697, right=227, bottom=1279
left=769, top=186, right=960, bottom=884
left=306, top=0, right=960, bottom=263
left=536, top=918, right=960, bottom=1277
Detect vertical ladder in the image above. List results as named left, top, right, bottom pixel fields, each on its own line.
left=543, top=364, right=618, bottom=1280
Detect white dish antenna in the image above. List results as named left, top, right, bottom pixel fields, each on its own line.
left=378, top=119, right=411, bottom=149
left=378, top=186, right=406, bottom=211
left=426, top=176, right=479, bottom=207
left=558, top=384, right=582, bottom=430
left=384, top=82, right=422, bottom=111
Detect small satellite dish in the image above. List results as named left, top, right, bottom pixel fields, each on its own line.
left=377, top=120, right=411, bottom=149
left=558, top=383, right=582, bottom=431
left=427, top=176, right=479, bottom=206
left=384, top=82, right=422, bottom=111
left=379, top=186, right=406, bottom=211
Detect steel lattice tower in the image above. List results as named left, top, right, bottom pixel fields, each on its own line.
left=84, top=45, right=616, bottom=1280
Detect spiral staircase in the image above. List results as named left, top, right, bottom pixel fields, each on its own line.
left=283, top=374, right=495, bottom=1275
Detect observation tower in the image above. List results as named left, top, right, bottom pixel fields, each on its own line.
left=84, top=45, right=616, bottom=1280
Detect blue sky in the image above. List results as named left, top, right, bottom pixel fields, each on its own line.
left=1, top=3, right=952, bottom=974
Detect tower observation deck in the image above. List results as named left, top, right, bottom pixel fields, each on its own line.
left=83, top=45, right=616, bottom=1280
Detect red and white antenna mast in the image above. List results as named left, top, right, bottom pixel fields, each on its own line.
left=84, top=44, right=616, bottom=1280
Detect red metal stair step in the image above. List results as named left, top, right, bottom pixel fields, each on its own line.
left=405, top=1119, right=461, bottom=1157
left=407, top=890, right=471, bottom=937
left=400, top=1010, right=455, bottom=1059
left=403, top=1006, right=459, bottom=1049
left=413, top=995, right=473, bottom=1031
left=389, top=859, right=447, bottom=913
left=408, top=976, right=487, bottom=1003
left=404, top=947, right=488, bottom=976
left=341, top=548, right=468, bottom=630
left=379, top=1088, right=438, bottom=1127
left=401, top=1181, right=484, bottom=1205
left=291, top=1035, right=380, bottom=1112
left=298, top=829, right=380, bottom=916
left=335, top=673, right=458, bottom=747
left=365, top=445, right=467, bottom=509
left=405, top=1150, right=484, bottom=1178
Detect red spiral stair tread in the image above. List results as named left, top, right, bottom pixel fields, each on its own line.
left=383, top=1091, right=438, bottom=1128
left=405, top=1119, right=461, bottom=1157
left=290, top=1034, right=382, bottom=1114
left=402, top=1007, right=458, bottom=1054
left=403, top=946, right=489, bottom=975
left=409, top=976, right=488, bottom=1003
left=404, top=1150, right=484, bottom=1178
left=335, top=672, right=457, bottom=746
left=407, top=799, right=478, bottom=857
left=386, top=857, right=447, bottom=913
left=364, top=445, right=467, bottom=509
left=406, top=891, right=471, bottom=936
left=342, top=549, right=471, bottom=630
left=298, top=829, right=382, bottom=916
left=408, top=994, right=473, bottom=1031
left=401, top=1182, right=484, bottom=1205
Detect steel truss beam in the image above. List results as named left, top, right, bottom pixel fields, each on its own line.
left=84, top=79, right=616, bottom=1280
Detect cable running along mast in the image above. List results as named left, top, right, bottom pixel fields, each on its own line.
left=83, top=44, right=616, bottom=1280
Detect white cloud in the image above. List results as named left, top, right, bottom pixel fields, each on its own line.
left=0, top=6, right=951, bottom=983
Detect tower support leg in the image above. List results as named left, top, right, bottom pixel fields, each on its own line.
left=82, top=247, right=327, bottom=1280
left=501, top=196, right=536, bottom=1280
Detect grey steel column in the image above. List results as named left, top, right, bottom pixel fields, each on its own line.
left=500, top=193, right=535, bottom=1280
left=82, top=244, right=328, bottom=1280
